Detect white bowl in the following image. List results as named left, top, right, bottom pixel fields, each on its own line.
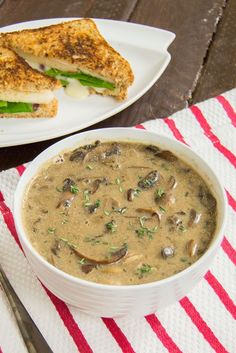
left=14, top=128, right=227, bottom=317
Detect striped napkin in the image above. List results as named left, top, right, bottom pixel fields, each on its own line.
left=0, top=89, right=236, bottom=353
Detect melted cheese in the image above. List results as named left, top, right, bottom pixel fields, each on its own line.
left=15, top=51, right=114, bottom=83
left=65, top=80, right=89, bottom=100
left=0, top=90, right=54, bottom=104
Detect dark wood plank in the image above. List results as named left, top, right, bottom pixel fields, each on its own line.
left=86, top=0, right=137, bottom=20
left=192, top=0, right=236, bottom=103
left=109, top=0, right=226, bottom=125
left=0, top=0, right=137, bottom=27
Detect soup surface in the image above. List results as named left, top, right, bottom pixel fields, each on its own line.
left=23, top=141, right=217, bottom=285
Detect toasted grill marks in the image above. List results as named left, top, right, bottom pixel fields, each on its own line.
left=0, top=47, right=61, bottom=92
left=0, top=19, right=134, bottom=100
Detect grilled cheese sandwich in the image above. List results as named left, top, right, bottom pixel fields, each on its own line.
left=0, top=47, right=61, bottom=118
left=0, top=19, right=134, bottom=100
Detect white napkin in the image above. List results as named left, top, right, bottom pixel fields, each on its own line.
left=0, top=89, right=235, bottom=353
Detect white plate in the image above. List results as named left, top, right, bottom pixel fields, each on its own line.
left=0, top=18, right=175, bottom=147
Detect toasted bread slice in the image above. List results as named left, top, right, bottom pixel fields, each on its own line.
left=0, top=47, right=60, bottom=118
left=0, top=46, right=61, bottom=92
left=0, top=19, right=134, bottom=100
left=0, top=98, right=58, bottom=118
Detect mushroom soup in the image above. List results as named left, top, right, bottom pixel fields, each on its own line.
left=22, top=141, right=217, bottom=285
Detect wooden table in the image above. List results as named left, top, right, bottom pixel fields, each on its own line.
left=0, top=1, right=236, bottom=351
left=1, top=0, right=236, bottom=171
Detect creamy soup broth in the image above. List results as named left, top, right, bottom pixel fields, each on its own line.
left=23, top=141, right=217, bottom=285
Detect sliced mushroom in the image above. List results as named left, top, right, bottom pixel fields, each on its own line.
left=187, top=239, right=198, bottom=256
left=70, top=149, right=86, bottom=162
left=56, top=191, right=75, bottom=208
left=81, top=263, right=97, bottom=274
left=62, top=178, right=75, bottom=192
left=198, top=185, right=217, bottom=210
left=123, top=254, right=144, bottom=264
left=73, top=244, right=128, bottom=265
left=155, top=192, right=176, bottom=206
left=145, top=145, right=161, bottom=153
left=89, top=177, right=109, bottom=194
left=70, top=141, right=100, bottom=162
left=104, top=143, right=121, bottom=157
left=161, top=246, right=175, bottom=259
left=88, top=204, right=99, bottom=214
left=51, top=239, right=61, bottom=256
left=155, top=150, right=178, bottom=162
left=188, top=209, right=201, bottom=227
left=167, top=215, right=182, bottom=226
left=127, top=188, right=135, bottom=201
left=83, top=140, right=101, bottom=151
left=168, top=176, right=177, bottom=190
left=136, top=208, right=162, bottom=223
left=176, top=211, right=186, bottom=215
left=138, top=170, right=160, bottom=189
left=127, top=188, right=141, bottom=201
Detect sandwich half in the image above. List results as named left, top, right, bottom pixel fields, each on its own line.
left=0, top=46, right=61, bottom=118
left=0, top=19, right=134, bottom=100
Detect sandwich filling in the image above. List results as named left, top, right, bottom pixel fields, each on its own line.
left=0, top=100, right=33, bottom=113
left=0, top=90, right=54, bottom=113
left=44, top=69, right=116, bottom=90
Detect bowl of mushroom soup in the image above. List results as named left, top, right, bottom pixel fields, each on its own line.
left=14, top=128, right=227, bottom=317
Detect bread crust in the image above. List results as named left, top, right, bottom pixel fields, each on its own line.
left=0, top=46, right=61, bottom=92
left=0, top=19, right=134, bottom=100
left=0, top=98, right=58, bottom=118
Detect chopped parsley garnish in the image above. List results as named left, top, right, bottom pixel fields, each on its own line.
left=179, top=225, right=187, bottom=232
left=115, top=177, right=121, bottom=185
left=47, top=227, right=56, bottom=234
left=84, top=202, right=93, bottom=207
left=87, top=199, right=101, bottom=213
left=79, top=258, right=86, bottom=265
left=135, top=217, right=157, bottom=239
left=105, top=220, right=117, bottom=233
left=133, top=188, right=141, bottom=197
left=94, top=199, right=101, bottom=207
left=155, top=188, right=165, bottom=199
left=83, top=189, right=90, bottom=206
left=115, top=177, right=124, bottom=193
left=139, top=216, right=148, bottom=227
left=112, top=207, right=127, bottom=214
left=104, top=210, right=111, bottom=216
left=159, top=206, right=166, bottom=213
left=110, top=245, right=119, bottom=252
left=70, top=184, right=79, bottom=194
left=142, top=179, right=153, bottom=188
left=135, top=264, right=153, bottom=278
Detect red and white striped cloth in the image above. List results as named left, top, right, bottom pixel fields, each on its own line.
left=0, top=89, right=236, bottom=353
